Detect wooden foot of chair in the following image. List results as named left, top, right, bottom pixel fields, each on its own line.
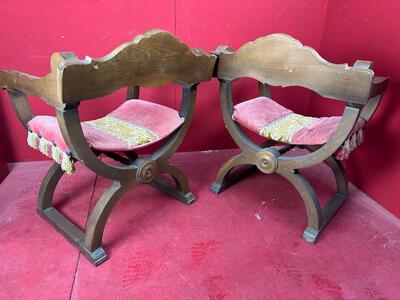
left=210, top=153, right=255, bottom=194
left=278, top=155, right=348, bottom=243
left=38, top=162, right=132, bottom=266
left=39, top=207, right=108, bottom=266
left=150, top=164, right=196, bottom=206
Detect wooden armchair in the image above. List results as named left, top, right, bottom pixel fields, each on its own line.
left=211, top=34, right=389, bottom=243
left=0, top=30, right=216, bottom=266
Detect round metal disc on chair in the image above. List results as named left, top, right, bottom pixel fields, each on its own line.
left=255, top=150, right=278, bottom=174
left=136, top=160, right=158, bottom=183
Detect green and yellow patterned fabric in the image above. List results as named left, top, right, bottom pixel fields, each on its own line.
left=259, top=113, right=316, bottom=143
left=85, top=116, right=159, bottom=147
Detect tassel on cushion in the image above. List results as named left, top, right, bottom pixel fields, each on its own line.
left=27, top=131, right=39, bottom=148
left=61, top=154, right=74, bottom=175
left=51, top=145, right=63, bottom=164
left=343, top=139, right=351, bottom=159
left=26, top=130, right=75, bottom=174
left=348, top=134, right=355, bottom=152
left=39, top=138, right=51, bottom=156
left=335, top=128, right=365, bottom=161
left=336, top=151, right=345, bottom=161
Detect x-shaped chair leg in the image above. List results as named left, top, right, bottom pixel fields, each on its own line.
left=212, top=149, right=349, bottom=243
left=38, top=159, right=194, bottom=266
left=278, top=154, right=348, bottom=243
left=211, top=141, right=278, bottom=194
left=36, top=85, right=198, bottom=266
left=212, top=79, right=359, bottom=242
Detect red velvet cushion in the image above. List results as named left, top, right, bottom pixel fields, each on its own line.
left=232, top=97, right=364, bottom=145
left=28, top=99, right=184, bottom=152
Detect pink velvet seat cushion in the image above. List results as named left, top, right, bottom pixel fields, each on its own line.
left=28, top=99, right=184, bottom=153
left=232, top=97, right=364, bottom=145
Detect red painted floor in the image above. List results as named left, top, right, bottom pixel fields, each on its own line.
left=0, top=149, right=399, bottom=299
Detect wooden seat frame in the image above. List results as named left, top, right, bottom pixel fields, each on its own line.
left=0, top=30, right=216, bottom=266
left=210, top=34, right=389, bottom=243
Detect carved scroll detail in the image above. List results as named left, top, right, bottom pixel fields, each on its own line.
left=217, top=33, right=374, bottom=103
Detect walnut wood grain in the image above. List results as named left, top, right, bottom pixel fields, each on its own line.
left=60, top=29, right=216, bottom=103
left=0, top=30, right=216, bottom=107
left=216, top=34, right=375, bottom=104
left=0, top=53, right=74, bottom=107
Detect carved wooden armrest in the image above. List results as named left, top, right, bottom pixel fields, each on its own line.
left=0, top=53, right=77, bottom=129
left=352, top=60, right=389, bottom=99
left=0, top=70, right=53, bottom=101
left=0, top=52, right=76, bottom=108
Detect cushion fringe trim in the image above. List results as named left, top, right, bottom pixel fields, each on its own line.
left=27, top=131, right=74, bottom=174
left=335, top=128, right=364, bottom=160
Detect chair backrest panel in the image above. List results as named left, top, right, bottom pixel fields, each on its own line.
left=60, top=30, right=216, bottom=104
left=216, top=34, right=374, bottom=104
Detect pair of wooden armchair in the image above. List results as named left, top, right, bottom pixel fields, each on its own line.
left=0, top=30, right=388, bottom=266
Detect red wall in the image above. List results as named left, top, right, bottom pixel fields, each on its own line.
left=307, top=0, right=400, bottom=217
left=0, top=0, right=328, bottom=162
left=175, top=0, right=328, bottom=151
left=0, top=0, right=177, bottom=162
left=1, top=1, right=398, bottom=216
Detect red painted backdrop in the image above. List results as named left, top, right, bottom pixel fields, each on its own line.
left=307, top=0, right=400, bottom=217
left=0, top=0, right=327, bottom=162
left=0, top=1, right=399, bottom=216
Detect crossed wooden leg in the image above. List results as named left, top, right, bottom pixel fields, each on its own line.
left=37, top=160, right=194, bottom=266
left=151, top=164, right=196, bottom=205
left=38, top=162, right=134, bottom=265
left=211, top=147, right=349, bottom=243
left=278, top=155, right=348, bottom=243
left=210, top=153, right=256, bottom=194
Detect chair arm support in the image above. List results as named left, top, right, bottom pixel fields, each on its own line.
left=278, top=105, right=361, bottom=170
left=258, top=82, right=271, bottom=98
left=126, top=86, right=140, bottom=100
left=6, top=89, right=34, bottom=130
left=369, top=76, right=389, bottom=98
left=219, top=80, right=263, bottom=154
left=151, top=84, right=198, bottom=163
left=360, top=94, right=383, bottom=122
left=353, top=60, right=388, bottom=122
left=56, top=106, right=137, bottom=181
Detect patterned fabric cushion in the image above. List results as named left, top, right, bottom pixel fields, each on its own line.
left=27, top=99, right=184, bottom=173
left=232, top=97, right=365, bottom=159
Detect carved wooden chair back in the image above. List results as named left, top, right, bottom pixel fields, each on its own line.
left=212, top=33, right=389, bottom=243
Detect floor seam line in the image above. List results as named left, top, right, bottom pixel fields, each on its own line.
left=68, top=253, right=81, bottom=300
left=68, top=173, right=99, bottom=300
